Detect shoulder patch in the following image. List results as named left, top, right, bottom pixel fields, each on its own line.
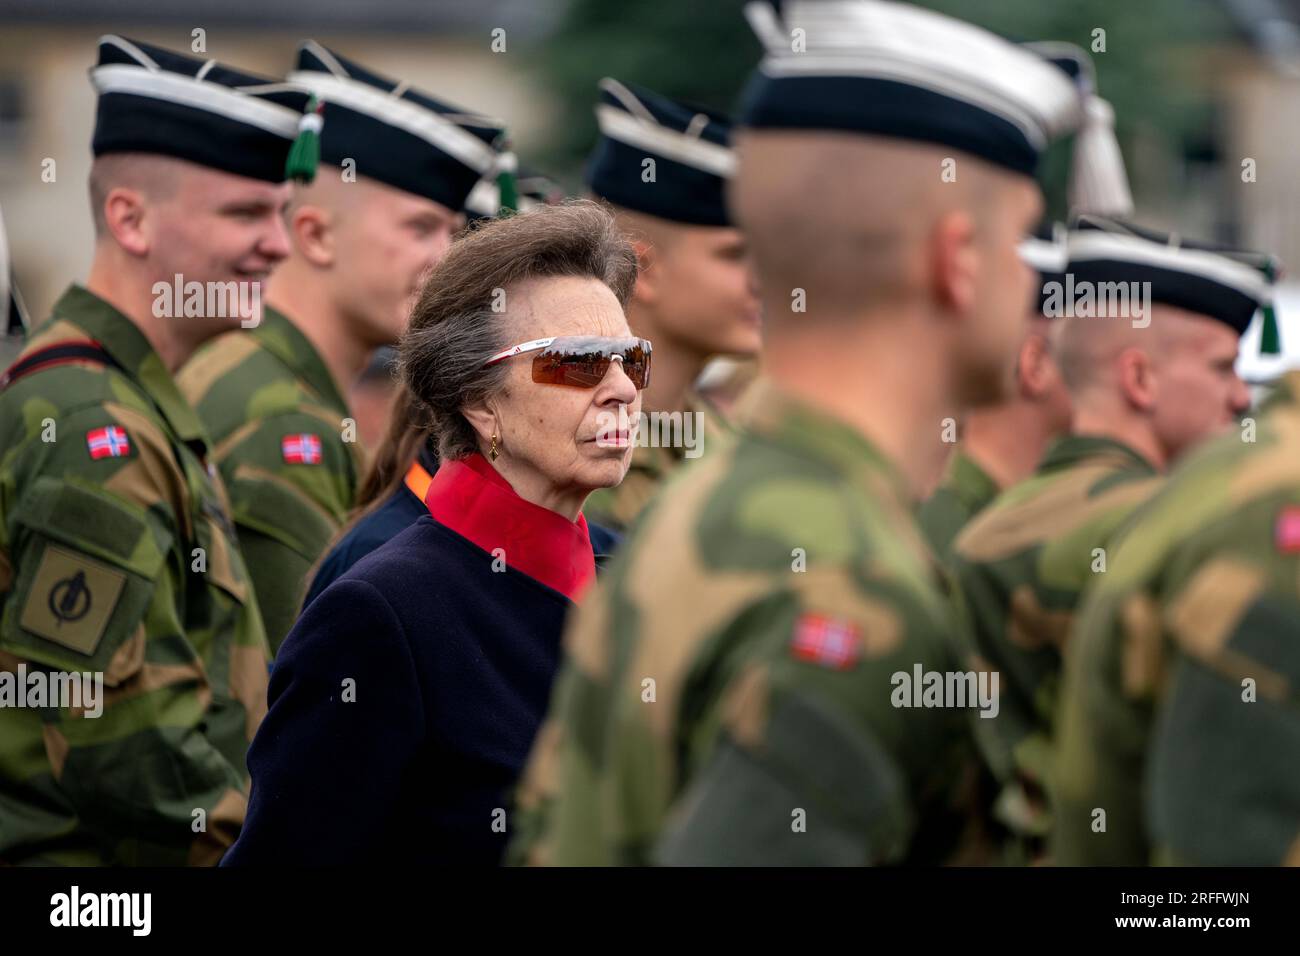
left=19, top=545, right=127, bottom=656
left=85, top=425, right=131, bottom=459
left=1274, top=506, right=1300, bottom=553
left=281, top=433, right=322, bottom=465
left=790, top=612, right=862, bottom=670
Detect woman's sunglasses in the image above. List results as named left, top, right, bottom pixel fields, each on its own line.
left=483, top=336, right=652, bottom=389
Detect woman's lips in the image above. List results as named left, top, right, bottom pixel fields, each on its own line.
left=593, top=430, right=630, bottom=447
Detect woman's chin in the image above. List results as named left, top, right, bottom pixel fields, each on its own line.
left=575, top=451, right=633, bottom=489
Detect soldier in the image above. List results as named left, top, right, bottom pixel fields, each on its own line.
left=509, top=0, right=1100, bottom=866
left=0, top=36, right=316, bottom=864
left=579, top=79, right=761, bottom=533
left=1055, top=329, right=1294, bottom=867
left=950, top=216, right=1274, bottom=856
left=918, top=228, right=1073, bottom=562
left=178, top=42, right=508, bottom=652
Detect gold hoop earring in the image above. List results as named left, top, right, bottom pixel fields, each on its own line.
left=489, top=432, right=499, bottom=461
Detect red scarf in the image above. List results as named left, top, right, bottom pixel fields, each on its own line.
left=423, top=452, right=596, bottom=602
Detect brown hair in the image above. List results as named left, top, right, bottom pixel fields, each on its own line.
left=398, top=198, right=638, bottom=462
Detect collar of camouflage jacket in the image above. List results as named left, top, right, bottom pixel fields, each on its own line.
left=1038, top=433, right=1159, bottom=476
left=736, top=378, right=912, bottom=507
left=942, top=447, right=1000, bottom=513
left=251, top=304, right=352, bottom=418
left=50, top=284, right=209, bottom=446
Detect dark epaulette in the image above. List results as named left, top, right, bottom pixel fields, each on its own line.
left=0, top=339, right=121, bottom=392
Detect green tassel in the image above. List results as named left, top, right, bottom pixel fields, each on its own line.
left=285, top=95, right=322, bottom=184
left=1260, top=304, right=1281, bottom=355
left=493, top=131, right=518, bottom=217
left=496, top=168, right=518, bottom=217
left=1259, top=257, right=1282, bottom=356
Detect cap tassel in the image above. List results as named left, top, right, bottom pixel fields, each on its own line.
left=496, top=168, right=518, bottom=217
left=1260, top=304, right=1282, bottom=355
left=494, top=139, right=518, bottom=217
left=1068, top=96, right=1133, bottom=218
left=285, top=95, right=323, bottom=184
left=1260, top=258, right=1282, bottom=355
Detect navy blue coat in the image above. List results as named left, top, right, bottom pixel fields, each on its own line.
left=223, top=514, right=578, bottom=865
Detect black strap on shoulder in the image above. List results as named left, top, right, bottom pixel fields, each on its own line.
left=0, top=340, right=122, bottom=392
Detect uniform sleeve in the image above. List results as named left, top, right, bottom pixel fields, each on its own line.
left=1147, top=588, right=1300, bottom=865
left=947, top=549, right=1058, bottom=849
left=0, top=403, right=258, bottom=865
left=214, top=411, right=356, bottom=653
left=652, top=670, right=914, bottom=865
left=916, top=487, right=965, bottom=562
left=222, top=576, right=423, bottom=865
left=652, top=597, right=979, bottom=867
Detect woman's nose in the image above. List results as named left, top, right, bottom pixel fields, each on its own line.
left=600, top=357, right=639, bottom=403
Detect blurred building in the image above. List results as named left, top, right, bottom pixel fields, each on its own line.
left=0, top=0, right=562, bottom=319
left=5, top=0, right=1300, bottom=382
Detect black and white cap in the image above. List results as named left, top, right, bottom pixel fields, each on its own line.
left=90, top=35, right=315, bottom=183
left=736, top=0, right=1126, bottom=208
left=585, top=78, right=736, bottom=227
left=1067, top=215, right=1280, bottom=337
left=289, top=41, right=507, bottom=212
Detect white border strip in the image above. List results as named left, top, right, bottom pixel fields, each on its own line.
left=91, top=64, right=301, bottom=138
left=595, top=105, right=735, bottom=177
left=1019, top=236, right=1068, bottom=273
left=288, top=71, right=499, bottom=175
left=752, top=0, right=1083, bottom=143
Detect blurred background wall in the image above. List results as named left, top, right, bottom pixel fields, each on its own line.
left=2, top=0, right=1300, bottom=374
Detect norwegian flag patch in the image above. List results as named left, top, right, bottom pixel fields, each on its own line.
left=790, top=612, right=862, bottom=670
left=86, top=425, right=130, bottom=460
left=1275, top=506, right=1300, bottom=553
left=281, top=433, right=323, bottom=465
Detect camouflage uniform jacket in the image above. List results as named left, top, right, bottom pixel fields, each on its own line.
left=917, top=447, right=1000, bottom=563
left=179, top=305, right=364, bottom=653
left=949, top=435, right=1162, bottom=842
left=509, top=379, right=984, bottom=866
left=1056, top=373, right=1300, bottom=865
left=0, top=285, right=269, bottom=865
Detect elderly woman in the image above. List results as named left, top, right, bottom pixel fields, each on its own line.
left=223, top=201, right=644, bottom=865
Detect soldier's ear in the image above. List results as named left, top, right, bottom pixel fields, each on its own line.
left=630, top=238, right=660, bottom=305
left=290, top=203, right=335, bottom=268
left=930, top=208, right=978, bottom=317
left=1117, top=346, right=1157, bottom=412
left=102, top=186, right=150, bottom=258
left=1017, top=330, right=1052, bottom=398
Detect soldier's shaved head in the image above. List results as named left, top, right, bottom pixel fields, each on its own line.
left=1058, top=304, right=1249, bottom=467
left=730, top=130, right=1027, bottom=322
left=1055, top=311, right=1150, bottom=395
left=268, top=167, right=463, bottom=349
left=1057, top=306, right=1227, bottom=397
left=89, top=153, right=182, bottom=237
